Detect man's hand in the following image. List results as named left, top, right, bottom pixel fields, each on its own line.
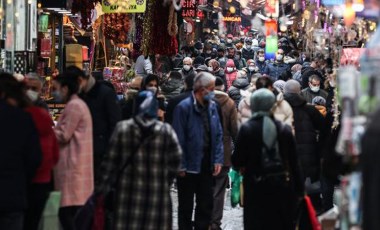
left=178, top=171, right=186, bottom=177
left=213, top=164, right=222, bottom=176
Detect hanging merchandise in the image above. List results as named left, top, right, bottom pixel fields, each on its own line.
left=168, top=4, right=178, bottom=37
left=104, top=13, right=131, bottom=45
left=72, top=0, right=100, bottom=29
left=265, top=20, right=278, bottom=60
left=141, top=0, right=155, bottom=56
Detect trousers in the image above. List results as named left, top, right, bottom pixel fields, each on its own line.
left=210, top=167, right=230, bottom=228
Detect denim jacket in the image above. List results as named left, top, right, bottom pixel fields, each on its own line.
left=172, top=93, right=224, bottom=173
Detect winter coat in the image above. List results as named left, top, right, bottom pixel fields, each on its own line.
left=25, top=106, right=59, bottom=184
left=228, top=78, right=250, bottom=107
left=256, top=60, right=269, bottom=75
left=80, top=81, right=121, bottom=168
left=161, top=78, right=184, bottom=100
left=172, top=93, right=224, bottom=173
left=237, top=58, right=247, bottom=70
left=284, top=93, right=325, bottom=181
left=266, top=62, right=290, bottom=81
left=0, top=100, right=42, bottom=211
left=301, top=88, right=328, bottom=104
left=54, top=95, right=94, bottom=207
left=214, top=91, right=238, bottom=166
left=97, top=119, right=182, bottom=230
left=165, top=91, right=192, bottom=125
left=225, top=59, right=238, bottom=91
left=232, top=117, right=304, bottom=229
left=242, top=48, right=255, bottom=60
left=237, top=90, right=294, bottom=129
left=179, top=67, right=196, bottom=80
left=301, top=67, right=325, bottom=89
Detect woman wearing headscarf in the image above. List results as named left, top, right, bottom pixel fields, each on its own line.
left=140, top=74, right=167, bottom=121
left=232, top=88, right=303, bottom=230
left=96, top=91, right=182, bottom=230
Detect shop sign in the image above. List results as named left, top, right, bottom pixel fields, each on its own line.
left=102, top=0, right=147, bottom=13
left=223, top=16, right=241, bottom=22
left=182, top=0, right=197, bottom=18
left=265, top=0, right=279, bottom=18
left=322, top=0, right=344, bottom=6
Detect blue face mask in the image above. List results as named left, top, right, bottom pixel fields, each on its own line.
left=203, top=91, right=215, bottom=102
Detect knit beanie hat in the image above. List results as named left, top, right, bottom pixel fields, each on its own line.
left=250, top=88, right=276, bottom=114
left=273, top=80, right=286, bottom=93
left=284, top=79, right=301, bottom=94
left=312, top=96, right=326, bottom=106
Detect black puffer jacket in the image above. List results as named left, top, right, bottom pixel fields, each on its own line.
left=161, top=78, right=184, bottom=100
left=228, top=78, right=250, bottom=107
left=284, top=93, right=325, bottom=181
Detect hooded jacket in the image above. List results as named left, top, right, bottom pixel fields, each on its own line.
left=284, top=93, right=325, bottom=181
left=161, top=77, right=184, bottom=100
left=179, top=67, right=197, bottom=80
left=225, top=59, right=238, bottom=91
left=228, top=78, right=250, bottom=107
left=266, top=61, right=290, bottom=82
left=214, top=90, right=238, bottom=166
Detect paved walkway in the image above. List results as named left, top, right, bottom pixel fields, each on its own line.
left=171, top=189, right=244, bottom=230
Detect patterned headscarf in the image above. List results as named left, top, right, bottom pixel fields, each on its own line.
left=133, top=91, right=158, bottom=119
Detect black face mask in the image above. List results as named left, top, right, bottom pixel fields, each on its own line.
left=218, top=54, right=224, bottom=58
left=227, top=54, right=234, bottom=59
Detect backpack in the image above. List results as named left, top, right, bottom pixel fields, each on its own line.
left=256, top=123, right=290, bottom=186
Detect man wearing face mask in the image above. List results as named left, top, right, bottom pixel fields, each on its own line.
left=301, top=75, right=328, bottom=104
left=25, top=72, right=49, bottom=111
left=243, top=59, right=259, bottom=82
left=242, top=38, right=255, bottom=60
left=180, top=57, right=197, bottom=80
left=216, top=47, right=227, bottom=68
left=172, top=72, right=223, bottom=230
left=226, top=47, right=240, bottom=69
left=301, top=54, right=325, bottom=89
left=225, top=34, right=235, bottom=49
left=255, top=49, right=269, bottom=75
left=266, top=49, right=290, bottom=81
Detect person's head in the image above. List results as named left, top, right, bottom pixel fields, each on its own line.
left=236, top=50, right=242, bottom=60
left=208, top=59, right=220, bottom=72
left=133, top=90, right=158, bottom=119
left=65, top=66, right=88, bottom=93
left=276, top=49, right=285, bottom=62
left=183, top=57, right=193, bottom=71
left=311, top=53, right=324, bottom=69
left=279, top=70, right=292, bottom=81
left=291, top=64, right=302, bottom=75
left=255, top=76, right=273, bottom=91
left=284, top=79, right=301, bottom=95
left=273, top=80, right=286, bottom=93
left=52, top=73, right=80, bottom=103
left=193, top=72, right=216, bottom=105
left=25, top=72, right=43, bottom=102
left=308, top=75, right=321, bottom=93
left=215, top=76, right=225, bottom=91
left=0, top=73, right=30, bottom=107
left=193, top=56, right=205, bottom=68
left=257, top=49, right=265, bottom=62
left=130, top=75, right=143, bottom=90
left=227, top=47, right=235, bottom=58
left=247, top=60, right=258, bottom=72
left=184, top=73, right=196, bottom=91
left=250, top=88, right=276, bottom=114
left=250, top=73, right=262, bottom=87
left=141, top=74, right=159, bottom=95
left=217, top=47, right=225, bottom=58
left=244, top=38, right=252, bottom=50
left=204, top=43, right=212, bottom=55
left=226, top=59, right=236, bottom=73
left=312, top=96, right=326, bottom=106
left=325, top=69, right=337, bottom=88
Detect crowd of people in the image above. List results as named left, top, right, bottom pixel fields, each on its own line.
left=0, top=34, right=342, bottom=230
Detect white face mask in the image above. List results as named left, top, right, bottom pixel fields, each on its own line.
left=276, top=54, right=284, bottom=61
left=285, top=58, right=296, bottom=64
left=227, top=67, right=234, bottom=73
left=146, top=86, right=158, bottom=94
left=26, top=89, right=39, bottom=102
left=246, top=45, right=252, bottom=50
left=248, top=66, right=255, bottom=72
left=208, top=66, right=214, bottom=72
left=206, top=50, right=212, bottom=54
left=258, top=56, right=265, bottom=62
left=227, top=39, right=232, bottom=43
left=183, top=64, right=191, bottom=71
left=309, top=85, right=320, bottom=92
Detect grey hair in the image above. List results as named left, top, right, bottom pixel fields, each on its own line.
left=308, top=74, right=320, bottom=83
left=183, top=57, right=193, bottom=64
left=193, top=72, right=216, bottom=91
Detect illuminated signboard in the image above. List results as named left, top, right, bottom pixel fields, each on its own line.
left=223, top=17, right=241, bottom=22
left=102, top=0, right=147, bottom=13
left=182, top=0, right=197, bottom=18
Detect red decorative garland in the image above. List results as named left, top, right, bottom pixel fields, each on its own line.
left=104, top=13, right=130, bottom=45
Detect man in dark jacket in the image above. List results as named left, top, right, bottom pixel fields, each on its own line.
left=0, top=74, right=42, bottom=230
left=256, top=49, right=269, bottom=75
left=211, top=77, right=238, bottom=230
left=228, top=75, right=250, bottom=107
left=165, top=73, right=196, bottom=125
left=241, top=38, right=255, bottom=61
left=266, top=49, right=290, bottom=81
left=161, top=71, right=184, bottom=100
left=172, top=72, right=224, bottom=230
left=301, top=55, right=325, bottom=89
left=301, top=75, right=328, bottom=104
left=66, top=66, right=121, bottom=180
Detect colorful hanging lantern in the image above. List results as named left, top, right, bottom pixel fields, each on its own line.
left=265, top=20, right=278, bottom=60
